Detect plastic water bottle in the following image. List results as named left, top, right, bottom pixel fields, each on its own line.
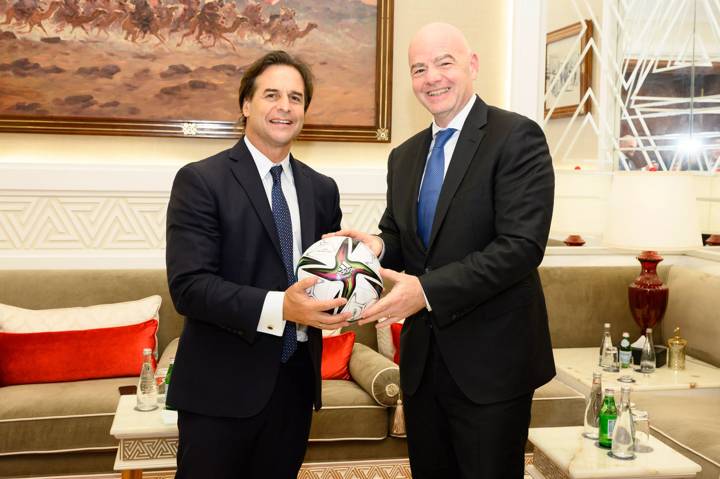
left=611, top=385, right=635, bottom=459
left=640, top=328, right=656, bottom=374
left=599, top=323, right=613, bottom=367
left=583, top=372, right=603, bottom=439
left=136, top=348, right=158, bottom=411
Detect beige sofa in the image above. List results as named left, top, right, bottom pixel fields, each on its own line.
left=1, top=264, right=717, bottom=478
left=0, top=270, right=403, bottom=478
left=539, top=264, right=720, bottom=479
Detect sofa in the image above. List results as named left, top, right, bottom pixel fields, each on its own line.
left=0, top=270, right=404, bottom=478
left=1, top=262, right=718, bottom=478
left=538, top=263, right=720, bottom=479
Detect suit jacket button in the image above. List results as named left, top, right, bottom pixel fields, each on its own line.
left=425, top=267, right=431, bottom=273
left=267, top=325, right=274, bottom=330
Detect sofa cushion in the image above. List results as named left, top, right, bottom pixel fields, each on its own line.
left=633, top=389, right=720, bottom=479
left=309, top=380, right=388, bottom=441
left=321, top=331, right=355, bottom=380
left=0, top=295, right=161, bottom=333
left=530, top=378, right=585, bottom=428
left=0, top=320, right=157, bottom=386
left=664, top=266, right=720, bottom=367
left=0, top=377, right=135, bottom=455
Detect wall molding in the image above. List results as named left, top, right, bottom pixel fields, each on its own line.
left=0, top=163, right=387, bottom=269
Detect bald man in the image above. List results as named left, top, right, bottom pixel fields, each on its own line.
left=330, top=23, right=556, bottom=478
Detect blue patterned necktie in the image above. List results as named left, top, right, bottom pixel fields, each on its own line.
left=270, top=165, right=297, bottom=363
left=417, top=128, right=456, bottom=248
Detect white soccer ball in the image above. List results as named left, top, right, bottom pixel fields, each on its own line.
left=296, top=236, right=383, bottom=321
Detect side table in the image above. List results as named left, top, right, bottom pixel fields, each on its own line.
left=109, top=395, right=178, bottom=479
left=527, top=426, right=701, bottom=479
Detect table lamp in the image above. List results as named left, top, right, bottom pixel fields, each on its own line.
left=604, top=172, right=702, bottom=336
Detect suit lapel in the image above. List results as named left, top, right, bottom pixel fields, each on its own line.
left=227, top=139, right=282, bottom=259
left=427, top=97, right=488, bottom=251
left=290, top=156, right=316, bottom=252
left=408, top=128, right=433, bottom=252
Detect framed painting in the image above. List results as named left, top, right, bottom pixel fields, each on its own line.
left=544, top=20, right=592, bottom=119
left=0, top=0, right=393, bottom=141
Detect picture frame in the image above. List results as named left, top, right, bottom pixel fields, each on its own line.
left=0, top=0, right=393, bottom=142
left=544, top=20, right=593, bottom=119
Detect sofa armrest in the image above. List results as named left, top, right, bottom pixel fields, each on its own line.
left=349, top=342, right=400, bottom=407
left=158, top=337, right=179, bottom=369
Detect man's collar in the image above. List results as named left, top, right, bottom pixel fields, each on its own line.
left=243, top=136, right=293, bottom=182
left=431, top=95, right=477, bottom=136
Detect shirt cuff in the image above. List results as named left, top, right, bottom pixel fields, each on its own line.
left=421, top=285, right=432, bottom=312
left=376, top=235, right=386, bottom=261
left=257, top=291, right=286, bottom=337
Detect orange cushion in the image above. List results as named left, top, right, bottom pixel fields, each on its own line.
left=0, top=319, right=157, bottom=386
left=391, top=322, right=402, bottom=364
left=321, top=331, right=355, bottom=380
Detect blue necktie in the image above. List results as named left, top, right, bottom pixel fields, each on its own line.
left=417, top=128, right=456, bottom=248
left=270, top=165, right=297, bottom=363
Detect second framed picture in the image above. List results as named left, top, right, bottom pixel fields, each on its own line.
left=545, top=20, right=593, bottom=119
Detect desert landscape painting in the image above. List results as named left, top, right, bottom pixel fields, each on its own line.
left=0, top=0, right=385, bottom=137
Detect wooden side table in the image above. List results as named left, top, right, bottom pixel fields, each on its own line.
left=527, top=426, right=701, bottom=479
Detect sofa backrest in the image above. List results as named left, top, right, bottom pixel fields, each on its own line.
left=539, top=266, right=641, bottom=347
left=0, top=269, right=382, bottom=353
left=663, top=266, right=720, bottom=367
left=0, top=269, right=183, bottom=354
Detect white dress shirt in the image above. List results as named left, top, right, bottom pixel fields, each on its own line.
left=245, top=137, right=308, bottom=342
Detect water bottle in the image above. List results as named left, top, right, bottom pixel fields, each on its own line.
left=136, top=347, right=158, bottom=411
left=640, top=328, right=656, bottom=374
left=164, top=357, right=175, bottom=411
left=598, top=387, right=617, bottom=448
left=583, top=372, right=603, bottom=439
left=611, top=385, right=635, bottom=459
left=619, top=332, right=632, bottom=368
left=599, top=323, right=613, bottom=367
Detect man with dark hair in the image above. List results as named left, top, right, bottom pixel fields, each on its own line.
left=166, top=50, right=351, bottom=479
left=330, top=23, right=555, bottom=478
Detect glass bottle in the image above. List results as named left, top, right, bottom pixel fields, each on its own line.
left=640, top=328, right=656, bottom=374
left=619, top=332, right=632, bottom=368
left=164, top=357, right=175, bottom=410
left=136, top=347, right=158, bottom=411
left=583, top=372, right=603, bottom=439
left=599, top=323, right=613, bottom=367
left=611, top=385, right=635, bottom=459
left=598, top=387, right=617, bottom=448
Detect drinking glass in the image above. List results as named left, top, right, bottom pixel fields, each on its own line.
left=603, top=347, right=620, bottom=372
left=632, top=410, right=652, bottom=453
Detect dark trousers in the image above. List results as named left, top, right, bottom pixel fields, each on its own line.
left=404, top=337, right=533, bottom=479
left=174, top=344, right=314, bottom=479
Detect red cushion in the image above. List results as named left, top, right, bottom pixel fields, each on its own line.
left=391, top=322, right=402, bottom=364
left=321, top=331, right=355, bottom=380
left=0, top=319, right=158, bottom=386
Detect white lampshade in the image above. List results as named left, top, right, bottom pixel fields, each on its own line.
left=603, top=172, right=702, bottom=251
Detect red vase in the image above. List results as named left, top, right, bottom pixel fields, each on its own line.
left=628, top=251, right=668, bottom=336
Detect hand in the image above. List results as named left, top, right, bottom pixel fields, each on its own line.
left=283, top=277, right=352, bottom=330
left=323, top=229, right=383, bottom=258
left=359, top=268, right=426, bottom=328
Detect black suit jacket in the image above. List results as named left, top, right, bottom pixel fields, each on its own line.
left=380, top=96, right=556, bottom=404
left=165, top=139, right=341, bottom=418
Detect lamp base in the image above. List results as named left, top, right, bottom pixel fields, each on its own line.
left=563, top=234, right=586, bottom=246
left=628, top=251, right=668, bottom=336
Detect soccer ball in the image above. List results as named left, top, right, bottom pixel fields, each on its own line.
left=296, top=236, right=384, bottom=321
